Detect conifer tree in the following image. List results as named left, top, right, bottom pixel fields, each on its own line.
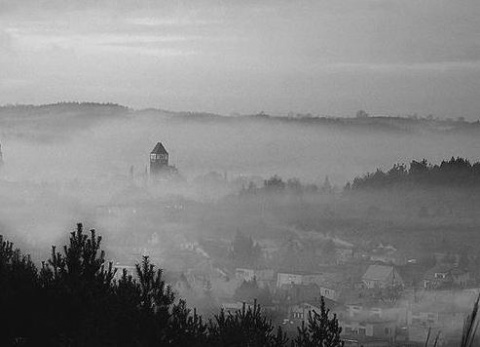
left=292, top=297, right=344, bottom=347
left=1, top=225, right=349, bottom=347
left=208, top=300, right=288, bottom=347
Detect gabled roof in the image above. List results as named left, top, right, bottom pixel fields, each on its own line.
left=362, top=265, right=394, bottom=282
left=151, top=142, right=168, bottom=155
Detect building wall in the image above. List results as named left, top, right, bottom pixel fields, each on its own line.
left=407, top=311, right=439, bottom=326
left=452, top=273, right=470, bottom=287
left=235, top=268, right=256, bottom=282
left=256, top=269, right=275, bottom=282
left=342, top=321, right=396, bottom=341
left=346, top=304, right=406, bottom=324
left=341, top=321, right=374, bottom=337
left=372, top=322, right=396, bottom=340
left=289, top=303, right=319, bottom=321
left=277, top=273, right=304, bottom=287
left=302, top=274, right=324, bottom=286
left=320, top=286, right=339, bottom=300
left=150, top=153, right=169, bottom=175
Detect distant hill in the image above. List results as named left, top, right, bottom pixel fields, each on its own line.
left=1, top=102, right=479, bottom=137
left=0, top=102, right=130, bottom=117
left=136, top=107, right=480, bottom=136
left=0, top=102, right=130, bottom=142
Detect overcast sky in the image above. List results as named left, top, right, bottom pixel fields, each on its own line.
left=1, top=0, right=480, bottom=119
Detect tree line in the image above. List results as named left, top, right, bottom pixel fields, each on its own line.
left=0, top=224, right=343, bottom=347
left=346, top=157, right=480, bottom=190
left=240, top=175, right=333, bottom=195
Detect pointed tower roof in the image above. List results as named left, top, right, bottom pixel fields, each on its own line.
left=151, top=142, right=168, bottom=155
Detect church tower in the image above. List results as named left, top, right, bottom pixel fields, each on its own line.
left=149, top=142, right=169, bottom=176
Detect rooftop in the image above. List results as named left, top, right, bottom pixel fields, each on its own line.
left=151, top=142, right=168, bottom=155
left=362, top=265, right=395, bottom=282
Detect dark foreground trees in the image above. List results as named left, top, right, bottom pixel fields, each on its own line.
left=0, top=223, right=343, bottom=347
left=293, top=299, right=344, bottom=347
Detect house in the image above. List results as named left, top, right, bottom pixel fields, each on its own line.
left=343, top=337, right=394, bottom=347
left=221, top=298, right=275, bottom=317
left=276, top=283, right=321, bottom=305
left=235, top=268, right=275, bottom=288
left=344, top=300, right=407, bottom=324
left=407, top=325, right=443, bottom=345
left=276, top=271, right=326, bottom=288
left=221, top=300, right=256, bottom=314
left=319, top=278, right=345, bottom=301
left=341, top=319, right=397, bottom=343
left=277, top=271, right=306, bottom=287
left=423, top=264, right=471, bottom=289
left=362, top=265, right=403, bottom=289
left=235, top=268, right=256, bottom=282
left=320, top=285, right=340, bottom=301
left=407, top=302, right=467, bottom=345
left=452, top=268, right=471, bottom=287
left=407, top=302, right=467, bottom=329
left=423, top=264, right=452, bottom=289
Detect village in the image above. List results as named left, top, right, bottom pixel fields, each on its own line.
left=97, top=142, right=479, bottom=347
left=0, top=139, right=477, bottom=346
left=0, top=114, right=479, bottom=347
left=149, top=228, right=478, bottom=347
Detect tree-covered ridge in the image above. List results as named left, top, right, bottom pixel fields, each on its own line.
left=0, top=102, right=130, bottom=114
left=347, top=157, right=480, bottom=190
left=0, top=224, right=343, bottom=347
left=2, top=102, right=480, bottom=134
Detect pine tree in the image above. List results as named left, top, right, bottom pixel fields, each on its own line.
left=208, top=300, right=288, bottom=347
left=38, top=223, right=117, bottom=345
left=292, top=297, right=344, bottom=347
left=167, top=300, right=208, bottom=346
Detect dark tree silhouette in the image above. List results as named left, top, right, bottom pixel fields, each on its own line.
left=208, top=301, right=288, bottom=347
left=348, top=157, right=480, bottom=190
left=0, top=224, right=347, bottom=347
left=0, top=235, right=40, bottom=345
left=293, top=297, right=344, bottom=347
left=264, top=175, right=286, bottom=192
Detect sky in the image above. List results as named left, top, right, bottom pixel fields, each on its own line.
left=1, top=0, right=480, bottom=119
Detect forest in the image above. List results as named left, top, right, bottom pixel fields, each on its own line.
left=347, top=157, right=480, bottom=190
left=0, top=223, right=343, bottom=347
